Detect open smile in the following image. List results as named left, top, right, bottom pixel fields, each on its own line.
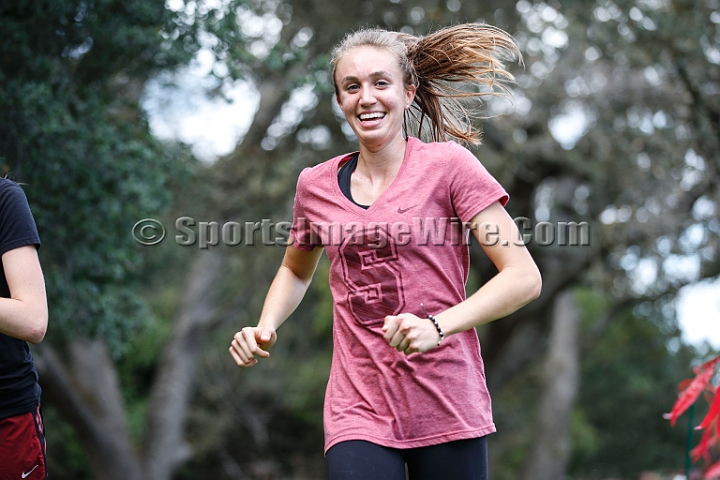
left=359, top=112, right=386, bottom=121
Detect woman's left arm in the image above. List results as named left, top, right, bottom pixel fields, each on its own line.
left=0, top=245, right=48, bottom=344
left=436, top=201, right=541, bottom=336
left=383, top=201, right=541, bottom=353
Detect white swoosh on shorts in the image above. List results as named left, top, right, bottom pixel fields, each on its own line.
left=21, top=465, right=39, bottom=478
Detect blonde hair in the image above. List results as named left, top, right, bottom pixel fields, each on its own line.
left=330, top=23, right=522, bottom=145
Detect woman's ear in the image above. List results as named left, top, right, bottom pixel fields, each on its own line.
left=405, top=84, right=417, bottom=107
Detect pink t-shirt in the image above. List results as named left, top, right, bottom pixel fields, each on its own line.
left=290, top=136, right=509, bottom=453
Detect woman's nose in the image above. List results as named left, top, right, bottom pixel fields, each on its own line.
left=359, top=87, right=376, bottom=106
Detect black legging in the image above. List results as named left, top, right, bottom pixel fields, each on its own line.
left=325, top=436, right=488, bottom=480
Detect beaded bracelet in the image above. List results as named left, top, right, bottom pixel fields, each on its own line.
left=421, top=303, right=445, bottom=346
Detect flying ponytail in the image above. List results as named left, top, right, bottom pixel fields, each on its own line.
left=331, top=23, right=522, bottom=145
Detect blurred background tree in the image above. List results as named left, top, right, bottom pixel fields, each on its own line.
left=1, top=0, right=718, bottom=479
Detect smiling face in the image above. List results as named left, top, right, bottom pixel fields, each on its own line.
left=334, top=46, right=416, bottom=153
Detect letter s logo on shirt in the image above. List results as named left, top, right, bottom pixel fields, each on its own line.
left=339, top=227, right=406, bottom=327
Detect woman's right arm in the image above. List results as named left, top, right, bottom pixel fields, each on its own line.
left=229, top=243, right=324, bottom=367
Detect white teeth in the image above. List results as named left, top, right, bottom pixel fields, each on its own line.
left=359, top=112, right=385, bottom=120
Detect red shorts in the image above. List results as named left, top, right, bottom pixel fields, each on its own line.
left=0, top=405, right=47, bottom=480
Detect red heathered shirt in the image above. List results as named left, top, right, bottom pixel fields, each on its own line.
left=290, top=136, right=509, bottom=453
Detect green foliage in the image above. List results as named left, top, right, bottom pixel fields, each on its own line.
left=569, top=407, right=601, bottom=461
left=0, top=0, right=200, bottom=355
left=569, top=291, right=696, bottom=479
left=491, top=365, right=544, bottom=480
left=41, top=405, right=93, bottom=480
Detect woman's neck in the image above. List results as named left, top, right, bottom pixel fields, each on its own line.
left=356, top=134, right=407, bottom=184
left=348, top=135, right=408, bottom=206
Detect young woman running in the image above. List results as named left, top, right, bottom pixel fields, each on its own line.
left=230, top=23, right=542, bottom=479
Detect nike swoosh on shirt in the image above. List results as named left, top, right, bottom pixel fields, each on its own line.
left=397, top=204, right=419, bottom=214
left=21, top=465, right=39, bottom=478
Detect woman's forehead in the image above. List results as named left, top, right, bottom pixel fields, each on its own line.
left=335, top=46, right=400, bottom=74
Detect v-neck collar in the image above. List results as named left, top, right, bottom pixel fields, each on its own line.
left=332, top=137, right=414, bottom=216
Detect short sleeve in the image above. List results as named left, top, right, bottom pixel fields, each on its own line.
left=0, top=180, right=41, bottom=256
left=289, top=169, right=319, bottom=251
left=447, top=143, right=509, bottom=223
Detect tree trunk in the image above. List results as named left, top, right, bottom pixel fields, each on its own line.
left=34, top=341, right=143, bottom=480
left=519, top=289, right=580, bottom=480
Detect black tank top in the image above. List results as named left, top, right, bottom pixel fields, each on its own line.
left=338, top=153, right=370, bottom=210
